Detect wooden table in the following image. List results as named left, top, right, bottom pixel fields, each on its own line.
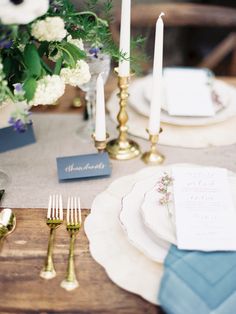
left=1, top=75, right=236, bottom=313
left=0, top=208, right=164, bottom=314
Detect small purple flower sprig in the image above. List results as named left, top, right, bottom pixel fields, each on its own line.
left=8, top=83, right=32, bottom=132
left=157, top=172, right=174, bottom=215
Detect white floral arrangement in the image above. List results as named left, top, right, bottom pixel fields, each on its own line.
left=0, top=0, right=118, bottom=131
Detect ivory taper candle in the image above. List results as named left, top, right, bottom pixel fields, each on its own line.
left=95, top=73, right=106, bottom=141
left=118, top=0, right=131, bottom=77
left=148, top=12, right=164, bottom=134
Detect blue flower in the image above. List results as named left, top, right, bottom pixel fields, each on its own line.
left=8, top=107, right=32, bottom=133
left=0, top=28, right=13, bottom=49
left=0, top=38, right=13, bottom=49
left=89, top=47, right=101, bottom=59
left=13, top=83, right=24, bottom=96
left=8, top=117, right=26, bottom=132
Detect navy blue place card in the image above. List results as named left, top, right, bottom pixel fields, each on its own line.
left=56, top=152, right=111, bottom=181
left=0, top=124, right=36, bottom=153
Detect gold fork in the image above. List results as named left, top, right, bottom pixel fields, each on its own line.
left=61, top=196, right=81, bottom=291
left=40, top=194, right=63, bottom=280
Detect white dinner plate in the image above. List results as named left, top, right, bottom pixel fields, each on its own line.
left=141, top=167, right=236, bottom=245
left=129, top=75, right=236, bottom=126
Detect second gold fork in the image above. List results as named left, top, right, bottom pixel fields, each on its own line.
left=61, top=196, right=81, bottom=291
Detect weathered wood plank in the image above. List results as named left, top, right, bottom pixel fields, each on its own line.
left=0, top=208, right=164, bottom=313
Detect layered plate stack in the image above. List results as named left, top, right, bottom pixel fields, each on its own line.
left=84, top=164, right=236, bottom=304
left=129, top=71, right=235, bottom=126
left=107, top=68, right=236, bottom=148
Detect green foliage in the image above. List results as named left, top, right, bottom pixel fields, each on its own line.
left=48, top=0, right=120, bottom=60
left=23, top=77, right=37, bottom=101
left=130, top=35, right=149, bottom=75
left=0, top=0, right=146, bottom=105
left=54, top=57, right=63, bottom=75
left=86, top=0, right=99, bottom=11
left=24, top=44, right=42, bottom=78
left=63, top=42, right=86, bottom=62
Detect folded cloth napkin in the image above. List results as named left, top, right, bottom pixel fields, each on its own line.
left=158, top=245, right=236, bottom=314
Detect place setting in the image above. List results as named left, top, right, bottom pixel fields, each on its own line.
left=85, top=163, right=236, bottom=312
left=107, top=66, right=236, bottom=148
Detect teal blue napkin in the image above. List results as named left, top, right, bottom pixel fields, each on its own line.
left=158, top=245, right=236, bottom=314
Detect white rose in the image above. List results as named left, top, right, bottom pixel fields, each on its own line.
left=67, top=35, right=84, bottom=51
left=0, top=0, right=49, bottom=25
left=31, top=75, right=65, bottom=105
left=60, top=60, right=91, bottom=87
left=31, top=17, right=67, bottom=42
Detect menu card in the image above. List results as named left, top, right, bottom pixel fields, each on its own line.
left=172, top=167, right=236, bottom=251
left=164, top=68, right=215, bottom=117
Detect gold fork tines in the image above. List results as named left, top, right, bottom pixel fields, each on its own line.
left=61, top=196, right=81, bottom=291
left=40, top=194, right=63, bottom=280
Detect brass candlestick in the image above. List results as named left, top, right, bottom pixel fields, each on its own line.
left=106, top=74, right=141, bottom=160
left=92, top=133, right=109, bottom=153
left=141, top=129, right=165, bottom=165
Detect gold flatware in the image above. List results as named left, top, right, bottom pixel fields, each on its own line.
left=61, top=196, right=81, bottom=291
left=40, top=194, right=63, bottom=280
left=0, top=208, right=16, bottom=242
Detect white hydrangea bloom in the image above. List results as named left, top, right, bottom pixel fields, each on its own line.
left=31, top=17, right=67, bottom=42
left=31, top=75, right=65, bottom=105
left=60, top=60, right=91, bottom=87
left=67, top=35, right=84, bottom=51
left=0, top=0, right=49, bottom=25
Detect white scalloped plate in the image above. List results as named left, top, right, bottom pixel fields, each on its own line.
left=129, top=75, right=236, bottom=126
left=84, top=166, right=165, bottom=305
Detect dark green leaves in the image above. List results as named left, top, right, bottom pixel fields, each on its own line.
left=22, top=44, right=42, bottom=101
left=24, top=44, right=42, bottom=77
left=60, top=42, right=86, bottom=68
left=23, top=77, right=37, bottom=101
left=64, top=42, right=86, bottom=60
left=38, top=42, right=49, bottom=57
left=54, top=57, right=63, bottom=75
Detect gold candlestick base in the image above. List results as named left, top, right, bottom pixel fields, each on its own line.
left=141, top=129, right=165, bottom=165
left=107, top=73, right=141, bottom=160
left=92, top=133, right=109, bottom=153
left=106, top=138, right=140, bottom=160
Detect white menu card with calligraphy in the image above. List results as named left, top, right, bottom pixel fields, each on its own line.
left=165, top=68, right=215, bottom=117
left=172, top=167, right=236, bottom=251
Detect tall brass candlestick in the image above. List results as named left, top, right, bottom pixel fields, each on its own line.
left=106, top=74, right=140, bottom=160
